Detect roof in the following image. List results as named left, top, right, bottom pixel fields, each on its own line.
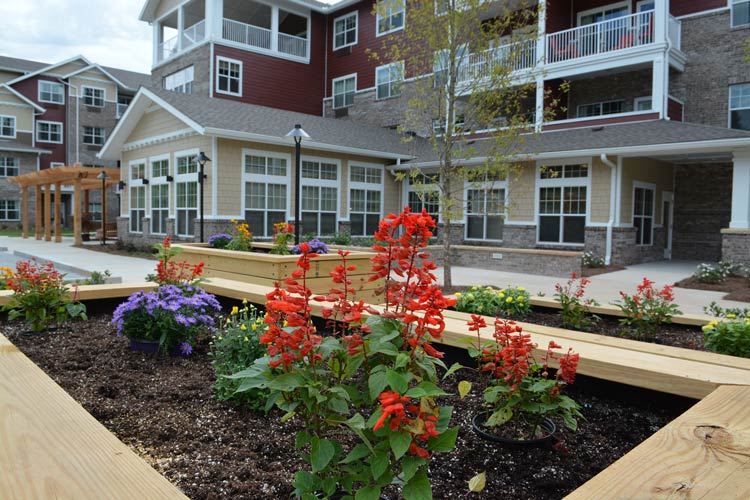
left=102, top=66, right=152, bottom=90
left=100, top=87, right=433, bottom=161
left=0, top=139, right=52, bottom=155
left=0, top=55, right=49, bottom=74
left=140, top=0, right=358, bottom=21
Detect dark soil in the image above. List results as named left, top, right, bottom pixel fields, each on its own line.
left=5, top=315, right=693, bottom=499
left=580, top=265, right=625, bottom=277
left=674, top=276, right=750, bottom=302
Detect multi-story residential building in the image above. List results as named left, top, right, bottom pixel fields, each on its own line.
left=0, top=55, right=150, bottom=229
left=101, top=0, right=750, bottom=270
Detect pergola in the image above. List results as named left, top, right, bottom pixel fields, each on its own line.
left=7, top=164, right=120, bottom=246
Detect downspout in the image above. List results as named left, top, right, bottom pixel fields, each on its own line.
left=59, top=79, right=79, bottom=164
left=600, top=153, right=616, bottom=266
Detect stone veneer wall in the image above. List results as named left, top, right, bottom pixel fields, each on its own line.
left=721, top=230, right=750, bottom=267
left=151, top=44, right=211, bottom=97
left=567, top=69, right=653, bottom=118
left=426, top=245, right=582, bottom=277
left=0, top=152, right=38, bottom=229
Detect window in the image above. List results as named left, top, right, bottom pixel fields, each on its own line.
left=634, top=96, right=652, bottom=111
left=82, top=86, right=105, bottom=107
left=376, top=62, right=403, bottom=100
left=0, top=200, right=19, bottom=221
left=466, top=177, right=506, bottom=241
left=0, top=116, right=15, bottom=138
left=577, top=100, right=624, bottom=118
left=175, top=154, right=198, bottom=237
left=633, top=184, right=654, bottom=245
left=152, top=158, right=169, bottom=178
left=377, top=0, right=405, bottom=35
left=164, top=66, right=194, bottom=94
left=176, top=154, right=198, bottom=175
left=50, top=162, right=64, bottom=168
left=538, top=164, right=588, bottom=245
left=243, top=152, right=289, bottom=237
left=334, top=11, right=358, bottom=49
left=151, top=158, right=170, bottom=235
left=333, top=74, right=356, bottom=109
left=732, top=0, right=750, bottom=27
left=301, top=159, right=339, bottom=236
left=38, top=81, right=64, bottom=104
left=0, top=156, right=18, bottom=177
left=130, top=161, right=146, bottom=181
left=88, top=202, right=102, bottom=222
left=36, top=121, right=63, bottom=143
left=130, top=186, right=145, bottom=233
left=216, top=57, right=242, bottom=96
left=82, top=126, right=105, bottom=146
left=407, top=174, right=440, bottom=235
left=349, top=164, right=382, bottom=236
left=730, top=84, right=750, bottom=131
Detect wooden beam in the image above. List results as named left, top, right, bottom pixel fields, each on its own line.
left=44, top=184, right=51, bottom=242
left=54, top=182, right=62, bottom=243
left=21, top=187, right=28, bottom=239
left=73, top=179, right=82, bottom=247
left=34, top=186, right=42, bottom=240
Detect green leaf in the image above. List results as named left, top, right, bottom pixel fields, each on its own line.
left=389, top=431, right=411, bottom=460
left=386, top=369, right=409, bottom=394
left=267, top=373, right=304, bottom=391
left=295, top=430, right=311, bottom=449
left=468, top=471, right=486, bottom=492
left=368, top=369, right=388, bottom=400
left=428, top=426, right=458, bottom=453
left=435, top=406, right=453, bottom=433
left=345, top=413, right=366, bottom=431
left=293, top=470, right=315, bottom=491
left=369, top=451, right=390, bottom=480
left=327, top=396, right=349, bottom=414
left=487, top=407, right=512, bottom=427
left=402, top=470, right=432, bottom=500
left=405, top=381, right=447, bottom=399
left=355, top=486, right=382, bottom=500
left=341, top=443, right=371, bottom=464
left=562, top=412, right=578, bottom=431
left=280, top=409, right=296, bottom=423
left=458, top=380, right=472, bottom=399
left=395, top=352, right=410, bottom=369
left=443, top=362, right=464, bottom=379
left=400, top=456, right=423, bottom=482
left=311, top=438, right=335, bottom=472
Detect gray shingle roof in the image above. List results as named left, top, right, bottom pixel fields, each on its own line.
left=0, top=139, right=52, bottom=154
left=0, top=55, right=49, bottom=74
left=103, top=66, right=152, bottom=90
left=150, top=88, right=433, bottom=159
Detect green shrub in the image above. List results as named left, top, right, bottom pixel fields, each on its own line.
left=455, top=285, right=531, bottom=317
left=693, top=261, right=747, bottom=284
left=210, top=302, right=269, bottom=409
left=703, top=319, right=750, bottom=358
left=331, top=231, right=353, bottom=246
left=703, top=301, right=749, bottom=320
left=581, top=251, right=605, bottom=268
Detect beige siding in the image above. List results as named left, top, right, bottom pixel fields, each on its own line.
left=620, top=158, right=675, bottom=225
left=507, top=162, right=536, bottom=222
left=0, top=71, right=19, bottom=84
left=155, top=0, right=183, bottom=19
left=70, top=75, right=119, bottom=102
left=126, top=109, right=190, bottom=143
left=590, top=157, right=613, bottom=224
left=51, top=61, right=88, bottom=77
left=0, top=104, right=34, bottom=131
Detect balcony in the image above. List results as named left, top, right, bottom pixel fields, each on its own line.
left=157, top=20, right=207, bottom=63
left=222, top=18, right=308, bottom=59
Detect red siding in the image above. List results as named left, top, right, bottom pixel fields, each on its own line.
left=213, top=12, right=327, bottom=116
left=542, top=112, right=660, bottom=131
left=12, top=76, right=67, bottom=169
left=546, top=0, right=573, bottom=32
left=671, top=0, right=727, bottom=17
left=668, top=98, right=684, bottom=121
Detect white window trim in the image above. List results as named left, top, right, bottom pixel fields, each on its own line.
left=332, top=73, right=357, bottom=109
left=464, top=177, right=508, bottom=242
left=535, top=158, right=592, bottom=247
left=82, top=126, right=106, bottom=146
left=0, top=115, right=16, bottom=139
left=333, top=11, right=359, bottom=50
left=0, top=200, right=20, bottom=221
left=215, top=56, right=243, bottom=97
left=729, top=83, right=750, bottom=130
left=634, top=96, right=652, bottom=111
left=241, top=148, right=292, bottom=237
left=636, top=1, right=655, bottom=12
left=81, top=85, right=105, bottom=107
left=174, top=149, right=200, bottom=237
left=300, top=155, right=341, bottom=236
left=403, top=172, right=441, bottom=226
left=164, top=66, right=195, bottom=93
left=577, top=1, right=630, bottom=26
left=50, top=162, right=65, bottom=168
left=632, top=180, right=656, bottom=246
left=732, top=0, right=750, bottom=27
left=38, top=81, right=65, bottom=105
left=576, top=100, right=625, bottom=118
left=36, top=120, right=63, bottom=144
left=150, top=155, right=171, bottom=235
left=129, top=157, right=148, bottom=234
left=376, top=0, right=405, bottom=36
left=348, top=162, right=384, bottom=236
left=0, top=156, right=19, bottom=177
left=375, top=61, right=404, bottom=101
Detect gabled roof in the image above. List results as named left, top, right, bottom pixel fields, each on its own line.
left=0, top=84, right=46, bottom=113
left=5, top=55, right=93, bottom=86
left=99, top=87, right=431, bottom=161
left=61, top=64, right=150, bottom=92
left=139, top=0, right=358, bottom=21
left=0, top=55, right=49, bottom=74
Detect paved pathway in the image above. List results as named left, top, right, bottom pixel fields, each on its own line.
left=0, top=235, right=745, bottom=315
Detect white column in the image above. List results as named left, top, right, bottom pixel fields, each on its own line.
left=177, top=7, right=184, bottom=51
left=152, top=21, right=161, bottom=66
left=205, top=0, right=223, bottom=41
left=271, top=7, right=279, bottom=52
left=653, top=0, right=667, bottom=43
left=730, top=150, right=750, bottom=229
left=651, top=56, right=668, bottom=119
left=535, top=75, right=545, bottom=131
left=536, top=0, right=546, bottom=66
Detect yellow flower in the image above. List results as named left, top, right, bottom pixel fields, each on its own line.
left=517, top=297, right=524, bottom=302
left=243, top=337, right=249, bottom=342
left=240, top=324, right=247, bottom=331
left=225, top=318, right=231, bottom=324
left=498, top=293, right=505, bottom=299
left=727, top=313, right=736, bottom=319
left=218, top=336, right=223, bottom=341
left=455, top=292, right=462, bottom=297
left=506, top=297, right=513, bottom=303
left=477, top=305, right=483, bottom=311
left=518, top=287, right=525, bottom=292
left=251, top=324, right=257, bottom=331
left=231, top=306, right=239, bottom=315
left=242, top=298, right=248, bottom=305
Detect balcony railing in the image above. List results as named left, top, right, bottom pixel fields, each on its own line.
left=159, top=34, right=179, bottom=62
left=181, top=20, right=206, bottom=51
left=457, top=38, right=536, bottom=83
left=222, top=18, right=272, bottom=50
left=278, top=32, right=307, bottom=58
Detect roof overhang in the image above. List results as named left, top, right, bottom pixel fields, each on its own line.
left=140, top=0, right=359, bottom=22
left=61, top=64, right=133, bottom=91
left=0, top=84, right=46, bottom=113
left=5, top=55, right=92, bottom=86
left=0, top=143, right=52, bottom=155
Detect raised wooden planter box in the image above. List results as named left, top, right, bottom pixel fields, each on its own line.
left=173, top=243, right=383, bottom=303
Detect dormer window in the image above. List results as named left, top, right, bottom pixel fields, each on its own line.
left=334, top=11, right=358, bottom=50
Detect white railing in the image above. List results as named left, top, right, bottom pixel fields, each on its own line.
left=159, top=34, right=179, bottom=62
left=668, top=15, right=681, bottom=50
left=181, top=19, right=206, bottom=51
left=222, top=18, right=272, bottom=50
left=278, top=32, right=308, bottom=58
left=116, top=103, right=128, bottom=118
left=457, top=39, right=536, bottom=84
left=546, top=11, right=654, bottom=64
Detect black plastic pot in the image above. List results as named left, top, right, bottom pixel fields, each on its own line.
left=472, top=411, right=556, bottom=448
left=129, top=339, right=184, bottom=357
left=315, top=491, right=390, bottom=500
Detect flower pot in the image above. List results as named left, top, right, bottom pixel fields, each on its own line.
left=128, top=339, right=185, bottom=357
left=472, top=411, right=556, bottom=448
left=315, top=491, right=390, bottom=500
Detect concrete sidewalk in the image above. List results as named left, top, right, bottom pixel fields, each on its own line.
left=0, top=235, right=745, bottom=315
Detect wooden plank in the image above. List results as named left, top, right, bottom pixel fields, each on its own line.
left=73, top=179, right=82, bottom=247
left=0, top=283, right=158, bottom=307
left=44, top=184, right=51, bottom=242
left=0, top=334, right=189, bottom=500
left=21, top=187, right=28, bottom=239
left=565, top=385, right=750, bottom=500
left=54, top=181, right=62, bottom=243
left=34, top=186, right=41, bottom=240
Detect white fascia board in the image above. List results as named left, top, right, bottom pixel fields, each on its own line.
left=0, top=84, right=46, bottom=113
left=0, top=145, right=52, bottom=155
left=204, top=127, right=415, bottom=161
left=62, top=64, right=131, bottom=91
left=5, top=55, right=93, bottom=86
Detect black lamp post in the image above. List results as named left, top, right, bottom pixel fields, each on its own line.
left=193, top=151, right=211, bottom=242
left=285, top=124, right=310, bottom=245
left=97, top=171, right=109, bottom=245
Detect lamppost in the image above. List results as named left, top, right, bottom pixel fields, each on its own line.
left=193, top=152, right=211, bottom=242
left=285, top=124, right=310, bottom=245
left=97, top=171, right=109, bottom=245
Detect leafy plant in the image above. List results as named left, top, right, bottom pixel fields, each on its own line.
left=3, top=260, right=87, bottom=332
left=702, top=319, right=750, bottom=358
left=553, top=273, right=599, bottom=331
left=154, top=236, right=204, bottom=286
left=77, top=269, right=111, bottom=285
left=455, top=285, right=531, bottom=317
left=615, top=278, right=682, bottom=341
left=331, top=231, right=352, bottom=246
left=226, top=219, right=253, bottom=251
left=581, top=251, right=604, bottom=268
left=703, top=301, right=749, bottom=320
left=692, top=261, right=748, bottom=283
left=269, top=222, right=295, bottom=255
left=291, top=238, right=329, bottom=255
left=0, top=266, right=14, bottom=289
left=210, top=301, right=269, bottom=408
left=208, top=233, right=232, bottom=249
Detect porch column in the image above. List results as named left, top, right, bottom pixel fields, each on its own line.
left=44, top=184, right=52, bottom=242
left=536, top=0, right=546, bottom=65
left=729, top=150, right=750, bottom=229
left=651, top=56, right=668, bottom=119
left=205, top=0, right=222, bottom=41
left=21, top=187, right=29, bottom=239
left=35, top=185, right=42, bottom=240
left=54, top=182, right=62, bottom=243
left=152, top=21, right=161, bottom=65
left=271, top=6, right=279, bottom=52
left=653, top=0, right=667, bottom=43
left=535, top=76, right=545, bottom=132
left=177, top=7, right=184, bottom=51
left=73, top=179, right=83, bottom=247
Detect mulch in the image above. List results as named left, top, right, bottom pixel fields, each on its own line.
left=674, top=276, right=750, bottom=303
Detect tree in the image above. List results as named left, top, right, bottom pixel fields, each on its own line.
left=371, top=0, right=563, bottom=289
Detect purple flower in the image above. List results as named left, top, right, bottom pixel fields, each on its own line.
left=208, top=233, right=233, bottom=249
left=291, top=238, right=329, bottom=255
left=179, top=342, right=193, bottom=356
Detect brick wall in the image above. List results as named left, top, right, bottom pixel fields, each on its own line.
left=0, top=151, right=38, bottom=228
left=67, top=98, right=119, bottom=168
left=567, top=69, right=653, bottom=119
left=721, top=230, right=750, bottom=266
left=151, top=44, right=211, bottom=97
left=426, top=245, right=582, bottom=277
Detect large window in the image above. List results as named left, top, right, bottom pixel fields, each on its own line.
left=407, top=174, right=440, bottom=235
left=0, top=200, right=19, bottom=220
left=376, top=0, right=405, bottom=35
left=243, top=152, right=289, bottom=237
left=0, top=116, right=16, bottom=138
left=175, top=154, right=198, bottom=236
left=0, top=156, right=18, bottom=177
left=82, top=86, right=105, bottom=107
left=730, top=84, right=750, bottom=131
left=151, top=158, right=170, bottom=235
left=465, top=177, right=506, bottom=241
left=334, top=11, right=358, bottom=49
left=164, top=66, right=194, bottom=94
left=349, top=164, right=382, bottom=236
left=82, top=126, right=105, bottom=146
left=376, top=62, right=403, bottom=100
left=38, top=81, right=64, bottom=104
left=633, top=184, right=655, bottom=246
left=216, top=57, right=242, bottom=96
left=301, top=159, right=338, bottom=236
left=333, top=74, right=356, bottom=109
left=538, top=164, right=588, bottom=245
left=130, top=186, right=145, bottom=232
left=577, top=100, right=624, bottom=118
left=733, top=0, right=750, bottom=27
left=36, top=121, right=63, bottom=143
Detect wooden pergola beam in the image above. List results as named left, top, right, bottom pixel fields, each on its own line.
left=44, top=184, right=51, bottom=242
left=34, top=186, right=42, bottom=240
left=54, top=182, right=62, bottom=243
left=73, top=179, right=82, bottom=247
left=21, top=187, right=28, bottom=239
